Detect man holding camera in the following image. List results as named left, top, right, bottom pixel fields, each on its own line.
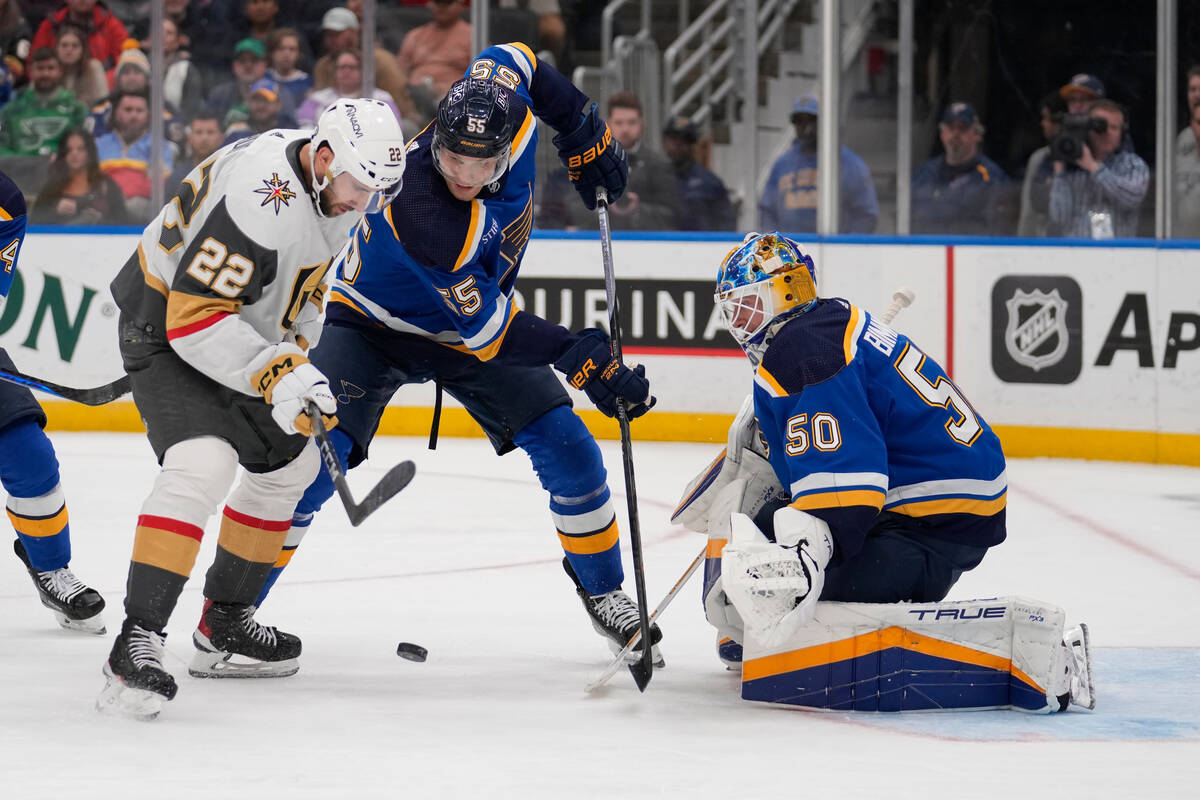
left=1047, top=98, right=1149, bottom=238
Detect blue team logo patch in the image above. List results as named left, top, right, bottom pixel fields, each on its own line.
left=254, top=172, right=296, bottom=214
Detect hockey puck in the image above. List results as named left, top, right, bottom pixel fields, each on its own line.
left=396, top=642, right=428, bottom=662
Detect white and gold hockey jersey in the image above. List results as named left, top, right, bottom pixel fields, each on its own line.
left=111, top=130, right=359, bottom=397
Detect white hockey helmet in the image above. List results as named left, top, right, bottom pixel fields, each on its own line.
left=309, top=97, right=406, bottom=215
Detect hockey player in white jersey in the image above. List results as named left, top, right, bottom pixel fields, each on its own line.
left=674, top=232, right=1094, bottom=713
left=96, top=99, right=405, bottom=720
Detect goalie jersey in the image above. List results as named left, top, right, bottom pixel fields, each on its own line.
left=327, top=43, right=589, bottom=363
left=754, top=298, right=1007, bottom=561
left=110, top=130, right=356, bottom=395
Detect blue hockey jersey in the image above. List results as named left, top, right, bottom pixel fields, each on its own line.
left=753, top=299, right=1007, bottom=561
left=0, top=170, right=28, bottom=300
left=327, top=43, right=589, bottom=363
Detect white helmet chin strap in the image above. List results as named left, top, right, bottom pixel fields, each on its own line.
left=308, top=141, right=335, bottom=218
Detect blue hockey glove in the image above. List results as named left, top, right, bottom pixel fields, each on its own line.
left=554, top=328, right=655, bottom=419
left=553, top=103, right=628, bottom=210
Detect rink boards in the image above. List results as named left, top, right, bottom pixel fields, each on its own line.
left=2, top=230, right=1197, bottom=465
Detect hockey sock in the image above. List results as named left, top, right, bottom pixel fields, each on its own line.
left=514, top=405, right=623, bottom=595
left=203, top=506, right=291, bottom=605
left=1, top=419, right=71, bottom=570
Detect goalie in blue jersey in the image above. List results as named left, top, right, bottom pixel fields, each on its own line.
left=201, top=43, right=663, bottom=670
left=672, top=232, right=1093, bottom=713
left=0, top=170, right=106, bottom=635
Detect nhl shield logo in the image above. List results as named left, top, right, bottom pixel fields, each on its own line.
left=991, top=276, right=1082, bottom=384
left=1004, top=288, right=1068, bottom=371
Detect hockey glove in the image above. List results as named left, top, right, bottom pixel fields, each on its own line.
left=554, top=328, right=655, bottom=419
left=553, top=103, right=628, bottom=210
left=251, top=345, right=338, bottom=436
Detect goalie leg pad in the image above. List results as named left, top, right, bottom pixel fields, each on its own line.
left=739, top=597, right=1079, bottom=713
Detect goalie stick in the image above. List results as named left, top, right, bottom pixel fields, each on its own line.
left=306, top=401, right=415, bottom=526
left=585, top=547, right=705, bottom=693
left=595, top=187, right=655, bottom=692
left=0, top=367, right=130, bottom=405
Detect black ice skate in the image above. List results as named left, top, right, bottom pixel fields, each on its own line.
left=189, top=599, right=302, bottom=678
left=96, top=619, right=177, bottom=721
left=563, top=558, right=664, bottom=667
left=13, top=538, right=105, bottom=634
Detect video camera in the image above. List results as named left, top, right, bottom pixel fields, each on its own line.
left=1050, top=113, right=1108, bottom=164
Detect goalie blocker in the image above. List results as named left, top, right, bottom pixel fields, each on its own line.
left=738, top=597, right=1094, bottom=714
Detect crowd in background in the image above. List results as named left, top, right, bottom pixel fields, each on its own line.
left=0, top=1, right=1196, bottom=238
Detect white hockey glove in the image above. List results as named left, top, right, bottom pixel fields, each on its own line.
left=672, top=394, right=787, bottom=532
left=249, top=344, right=338, bottom=437
left=721, top=506, right=834, bottom=649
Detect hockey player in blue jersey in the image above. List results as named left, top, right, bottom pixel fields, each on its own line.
left=206, top=43, right=663, bottom=669
left=0, top=170, right=106, bottom=634
left=671, top=232, right=1094, bottom=712
left=674, top=231, right=1008, bottom=663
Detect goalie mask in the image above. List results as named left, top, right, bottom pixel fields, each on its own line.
left=309, top=98, right=407, bottom=217
left=715, top=232, right=818, bottom=350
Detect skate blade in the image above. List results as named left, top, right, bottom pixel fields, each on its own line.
left=188, top=649, right=299, bottom=679
left=96, top=669, right=164, bottom=721
left=53, top=610, right=106, bottom=635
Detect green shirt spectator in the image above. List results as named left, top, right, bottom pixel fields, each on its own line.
left=0, top=47, right=87, bottom=156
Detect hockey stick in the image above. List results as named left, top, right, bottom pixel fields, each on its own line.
left=879, top=286, right=916, bottom=324
left=306, top=401, right=416, bottom=527
left=585, top=547, right=705, bottom=693
left=0, top=367, right=130, bottom=405
left=595, top=187, right=655, bottom=692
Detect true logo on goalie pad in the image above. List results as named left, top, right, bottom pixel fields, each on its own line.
left=908, top=605, right=1006, bottom=621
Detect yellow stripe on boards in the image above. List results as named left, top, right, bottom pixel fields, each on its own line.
left=38, top=403, right=1200, bottom=467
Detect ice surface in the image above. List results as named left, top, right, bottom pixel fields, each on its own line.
left=2, top=433, right=1198, bottom=798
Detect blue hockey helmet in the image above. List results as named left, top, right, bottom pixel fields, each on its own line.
left=432, top=78, right=526, bottom=186
left=715, top=232, right=818, bottom=349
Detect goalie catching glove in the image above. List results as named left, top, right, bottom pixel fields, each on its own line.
left=721, top=505, right=834, bottom=648
left=553, top=103, right=628, bottom=210
left=250, top=343, right=338, bottom=436
left=554, top=328, right=655, bottom=418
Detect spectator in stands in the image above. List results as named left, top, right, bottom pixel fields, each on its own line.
left=498, top=0, right=565, bottom=66
left=86, top=46, right=183, bottom=146
left=30, top=0, right=128, bottom=70
left=158, top=16, right=203, bottom=123
left=266, top=26, right=310, bottom=108
left=1176, top=101, right=1200, bottom=237
left=31, top=125, right=127, bottom=224
left=1060, top=73, right=1104, bottom=115
left=206, top=37, right=296, bottom=129
left=167, top=0, right=238, bottom=90
left=0, top=47, right=86, bottom=156
left=298, top=48, right=399, bottom=127
left=166, top=109, right=221, bottom=190
left=397, top=0, right=471, bottom=126
left=661, top=115, right=734, bottom=231
left=0, top=0, right=33, bottom=90
left=758, top=94, right=878, bottom=234
left=1017, top=90, right=1067, bottom=237
left=912, top=101, right=1011, bottom=236
left=222, top=77, right=292, bottom=144
left=312, top=5, right=414, bottom=128
left=95, top=87, right=173, bottom=221
left=54, top=22, right=105, bottom=106
left=1047, top=98, right=1148, bottom=239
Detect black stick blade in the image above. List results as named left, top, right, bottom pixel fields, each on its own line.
left=346, top=460, right=416, bottom=526
left=0, top=370, right=130, bottom=405
left=628, top=652, right=653, bottom=692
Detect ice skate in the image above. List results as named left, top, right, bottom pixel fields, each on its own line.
left=563, top=558, right=665, bottom=668
left=96, top=619, right=177, bottom=721
left=716, top=635, right=743, bottom=671
left=1062, top=623, right=1096, bottom=710
left=188, top=599, right=301, bottom=678
left=13, top=538, right=105, bottom=634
